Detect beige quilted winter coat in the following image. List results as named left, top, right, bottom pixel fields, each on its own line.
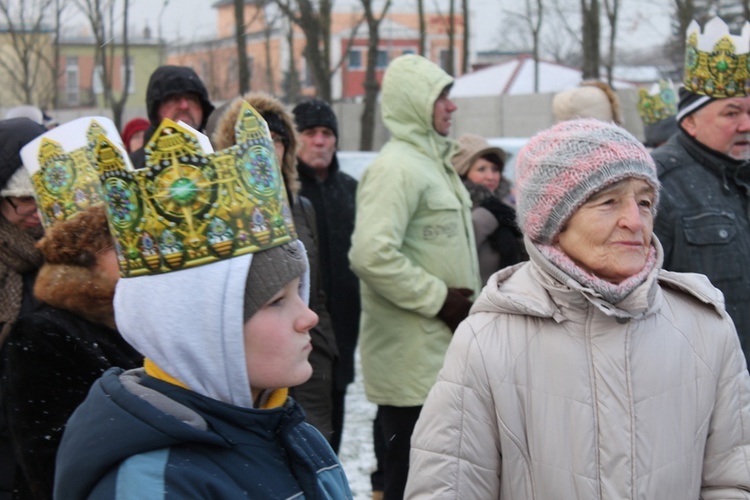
left=406, top=238, right=750, bottom=499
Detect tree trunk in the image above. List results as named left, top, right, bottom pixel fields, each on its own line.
left=461, top=0, right=469, bottom=74
left=417, top=0, right=425, bottom=56
left=581, top=0, right=600, bottom=79
left=603, top=0, right=619, bottom=87
left=234, top=0, right=251, bottom=94
left=359, top=0, right=391, bottom=151
left=446, top=0, right=455, bottom=76
left=285, top=18, right=300, bottom=102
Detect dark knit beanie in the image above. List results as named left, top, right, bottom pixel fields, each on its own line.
left=0, top=117, right=47, bottom=193
left=261, top=111, right=290, bottom=150
left=292, top=99, right=338, bottom=138
left=676, top=86, right=714, bottom=122
left=515, top=118, right=660, bottom=244
left=243, top=242, right=307, bottom=322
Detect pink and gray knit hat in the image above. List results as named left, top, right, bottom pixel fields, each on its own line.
left=515, top=118, right=660, bottom=244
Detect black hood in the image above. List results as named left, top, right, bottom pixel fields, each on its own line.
left=0, top=117, right=46, bottom=191
left=145, top=65, right=214, bottom=131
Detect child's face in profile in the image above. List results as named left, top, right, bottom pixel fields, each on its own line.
left=244, top=277, right=318, bottom=402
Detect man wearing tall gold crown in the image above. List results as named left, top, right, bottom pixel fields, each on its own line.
left=652, top=17, right=750, bottom=368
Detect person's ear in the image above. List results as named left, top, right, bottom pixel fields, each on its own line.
left=681, top=115, right=698, bottom=138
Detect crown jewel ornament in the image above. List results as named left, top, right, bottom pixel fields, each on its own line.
left=95, top=101, right=296, bottom=278
left=637, top=80, right=678, bottom=125
left=20, top=117, right=121, bottom=228
left=683, top=17, right=750, bottom=98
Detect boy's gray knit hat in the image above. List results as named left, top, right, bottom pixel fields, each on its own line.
left=243, top=242, right=307, bottom=321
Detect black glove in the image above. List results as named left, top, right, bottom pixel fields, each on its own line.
left=479, top=196, right=521, bottom=236
left=437, top=287, right=473, bottom=333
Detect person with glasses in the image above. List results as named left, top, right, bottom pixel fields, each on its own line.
left=0, top=117, right=47, bottom=500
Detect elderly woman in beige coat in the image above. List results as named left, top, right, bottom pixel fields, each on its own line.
left=405, top=118, right=750, bottom=499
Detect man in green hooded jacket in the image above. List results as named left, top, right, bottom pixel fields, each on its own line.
left=349, top=54, right=480, bottom=500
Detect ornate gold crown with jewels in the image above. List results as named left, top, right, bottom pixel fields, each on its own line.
left=637, top=80, right=678, bottom=125
left=95, top=101, right=296, bottom=278
left=20, top=117, right=120, bottom=228
left=683, top=17, right=750, bottom=98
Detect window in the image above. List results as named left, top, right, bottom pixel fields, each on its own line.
left=65, top=57, right=79, bottom=106
left=348, top=49, right=362, bottom=69
left=376, top=49, right=388, bottom=68
left=402, top=48, right=416, bottom=56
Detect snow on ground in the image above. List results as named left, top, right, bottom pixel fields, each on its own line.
left=339, top=352, right=379, bottom=499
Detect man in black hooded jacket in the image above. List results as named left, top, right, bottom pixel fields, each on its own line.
left=130, top=65, right=214, bottom=168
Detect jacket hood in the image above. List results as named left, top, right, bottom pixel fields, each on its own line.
left=212, top=92, right=299, bottom=196
left=0, top=117, right=46, bottom=194
left=146, top=66, right=214, bottom=130
left=380, top=55, right=456, bottom=160
left=114, top=240, right=310, bottom=409
left=473, top=235, right=725, bottom=322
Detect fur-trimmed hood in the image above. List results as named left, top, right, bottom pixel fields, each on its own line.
left=212, top=92, right=299, bottom=196
left=34, top=205, right=117, bottom=328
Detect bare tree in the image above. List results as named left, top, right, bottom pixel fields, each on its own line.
left=261, top=1, right=284, bottom=93
left=602, top=0, right=618, bottom=86
left=522, top=0, right=543, bottom=92
left=283, top=18, right=301, bottom=102
left=74, top=0, right=132, bottom=129
left=580, top=0, right=600, bottom=79
left=417, top=0, right=425, bottom=56
left=274, top=0, right=363, bottom=102
left=274, top=0, right=334, bottom=101
left=446, top=0, right=455, bottom=76
left=0, top=0, right=56, bottom=107
left=461, top=0, right=469, bottom=74
left=234, top=0, right=251, bottom=94
left=358, top=0, right=391, bottom=151
left=43, top=0, right=67, bottom=109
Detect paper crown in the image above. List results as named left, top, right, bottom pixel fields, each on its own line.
left=637, top=80, right=678, bottom=125
left=21, top=116, right=121, bottom=228
left=95, top=101, right=296, bottom=278
left=683, top=17, right=750, bottom=98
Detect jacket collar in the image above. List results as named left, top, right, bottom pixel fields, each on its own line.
left=472, top=238, right=665, bottom=323
left=296, top=153, right=340, bottom=184
left=674, top=128, right=750, bottom=189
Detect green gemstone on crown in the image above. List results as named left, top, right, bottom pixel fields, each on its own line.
left=170, top=177, right=198, bottom=205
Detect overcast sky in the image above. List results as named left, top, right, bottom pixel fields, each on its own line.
left=114, top=0, right=674, bottom=56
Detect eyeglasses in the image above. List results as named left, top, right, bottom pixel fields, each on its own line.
left=6, top=197, right=38, bottom=216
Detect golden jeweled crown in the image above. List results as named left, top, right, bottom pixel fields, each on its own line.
left=95, top=101, right=296, bottom=278
left=684, top=17, right=750, bottom=98
left=21, top=117, right=118, bottom=228
left=637, top=80, right=678, bottom=125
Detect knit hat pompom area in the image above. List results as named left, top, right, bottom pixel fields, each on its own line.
left=515, top=118, right=660, bottom=244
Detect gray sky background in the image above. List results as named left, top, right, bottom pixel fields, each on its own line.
left=110, top=0, right=675, bottom=56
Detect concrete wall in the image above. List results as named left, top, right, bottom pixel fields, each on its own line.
left=333, top=87, right=646, bottom=151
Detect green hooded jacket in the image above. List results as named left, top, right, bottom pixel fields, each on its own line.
left=349, top=55, right=480, bottom=406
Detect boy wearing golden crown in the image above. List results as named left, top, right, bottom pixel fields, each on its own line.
left=652, top=17, right=750, bottom=369
left=53, top=106, right=352, bottom=499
